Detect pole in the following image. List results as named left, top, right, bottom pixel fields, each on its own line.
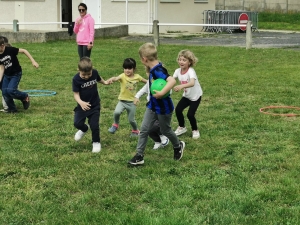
left=246, top=20, right=252, bottom=50
left=153, top=20, right=159, bottom=46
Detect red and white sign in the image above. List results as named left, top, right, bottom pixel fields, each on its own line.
left=238, top=13, right=249, bottom=31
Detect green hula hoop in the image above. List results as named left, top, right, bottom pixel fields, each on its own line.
left=24, top=90, right=56, bottom=97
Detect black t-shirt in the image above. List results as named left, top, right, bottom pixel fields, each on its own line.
left=72, top=69, right=102, bottom=109
left=0, top=46, right=22, bottom=76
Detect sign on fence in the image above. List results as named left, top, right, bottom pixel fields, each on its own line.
left=238, top=13, right=249, bottom=31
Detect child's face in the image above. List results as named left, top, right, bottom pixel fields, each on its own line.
left=123, top=68, right=134, bottom=77
left=79, top=70, right=92, bottom=80
left=178, top=56, right=190, bottom=71
left=0, top=44, right=5, bottom=54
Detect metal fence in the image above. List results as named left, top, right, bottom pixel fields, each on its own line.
left=202, top=10, right=258, bottom=33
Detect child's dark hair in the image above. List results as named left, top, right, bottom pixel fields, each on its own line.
left=123, top=58, right=136, bottom=70
left=78, top=3, right=87, bottom=10
left=0, top=36, right=11, bottom=47
left=78, top=57, right=93, bottom=72
left=0, top=36, right=5, bottom=45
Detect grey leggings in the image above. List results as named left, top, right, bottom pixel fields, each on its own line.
left=113, top=100, right=138, bottom=130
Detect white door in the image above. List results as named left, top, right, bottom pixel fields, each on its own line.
left=84, top=0, right=100, bottom=28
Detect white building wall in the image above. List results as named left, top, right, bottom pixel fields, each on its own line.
left=0, top=0, right=60, bottom=31
left=0, top=0, right=215, bottom=34
left=157, top=1, right=215, bottom=33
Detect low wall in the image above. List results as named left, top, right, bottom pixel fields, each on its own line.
left=0, top=25, right=128, bottom=43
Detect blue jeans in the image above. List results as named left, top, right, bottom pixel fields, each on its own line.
left=2, top=72, right=27, bottom=111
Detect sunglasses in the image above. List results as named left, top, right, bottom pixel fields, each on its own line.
left=78, top=9, right=86, bottom=12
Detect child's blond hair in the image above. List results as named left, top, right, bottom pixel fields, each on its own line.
left=177, top=50, right=198, bottom=67
left=139, top=43, right=157, bottom=61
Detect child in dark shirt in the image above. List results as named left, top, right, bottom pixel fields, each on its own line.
left=72, top=57, right=110, bottom=153
left=0, top=36, right=39, bottom=113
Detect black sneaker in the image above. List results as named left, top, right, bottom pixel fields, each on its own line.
left=128, top=153, right=144, bottom=165
left=22, top=95, right=30, bottom=110
left=174, top=141, right=185, bottom=160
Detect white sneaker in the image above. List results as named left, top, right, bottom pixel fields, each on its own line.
left=92, top=142, right=101, bottom=153
left=160, top=135, right=169, bottom=147
left=74, top=130, right=87, bottom=141
left=192, top=130, right=200, bottom=139
left=153, top=142, right=162, bottom=150
left=174, top=126, right=187, bottom=136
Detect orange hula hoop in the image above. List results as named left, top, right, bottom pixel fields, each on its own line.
left=259, top=106, right=300, bottom=117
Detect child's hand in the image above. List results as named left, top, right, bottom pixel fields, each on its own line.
left=80, top=101, right=91, bottom=111
left=106, top=78, right=113, bottom=84
left=173, top=85, right=183, bottom=92
left=134, top=98, right=140, bottom=105
left=152, top=90, right=164, bottom=99
left=33, top=61, right=39, bottom=68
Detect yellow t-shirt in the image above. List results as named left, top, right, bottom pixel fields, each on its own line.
left=117, top=73, right=144, bottom=101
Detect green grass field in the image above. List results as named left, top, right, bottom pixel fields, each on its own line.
left=259, top=12, right=300, bottom=30
left=1, top=37, right=300, bottom=224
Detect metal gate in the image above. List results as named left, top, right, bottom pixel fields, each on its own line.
left=202, top=10, right=258, bottom=33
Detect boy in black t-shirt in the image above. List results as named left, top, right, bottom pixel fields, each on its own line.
left=72, top=57, right=110, bottom=153
left=0, top=36, right=39, bottom=113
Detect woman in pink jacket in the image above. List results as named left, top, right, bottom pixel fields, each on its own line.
left=73, top=3, right=95, bottom=59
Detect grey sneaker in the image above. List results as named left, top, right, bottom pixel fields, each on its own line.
left=174, top=141, right=185, bottom=160
left=130, top=130, right=140, bottom=138
left=108, top=124, right=118, bottom=134
left=128, top=153, right=144, bottom=165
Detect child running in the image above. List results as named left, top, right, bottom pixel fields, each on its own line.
left=0, top=36, right=39, bottom=113
left=134, top=67, right=169, bottom=150
left=72, top=57, right=110, bottom=153
left=173, top=50, right=203, bottom=139
left=107, top=58, right=147, bottom=137
left=128, top=43, right=185, bottom=165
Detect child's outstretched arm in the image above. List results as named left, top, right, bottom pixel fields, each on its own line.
left=153, top=76, right=176, bottom=99
left=98, top=76, right=111, bottom=85
left=73, top=92, right=91, bottom=111
left=134, top=82, right=149, bottom=105
left=106, top=76, right=121, bottom=84
left=173, top=78, right=195, bottom=92
left=19, top=48, right=39, bottom=68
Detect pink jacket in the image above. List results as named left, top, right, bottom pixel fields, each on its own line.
left=73, top=14, right=95, bottom=45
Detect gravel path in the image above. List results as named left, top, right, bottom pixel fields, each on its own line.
left=122, top=30, right=300, bottom=49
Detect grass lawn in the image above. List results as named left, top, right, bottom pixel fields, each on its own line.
left=0, top=37, right=300, bottom=225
